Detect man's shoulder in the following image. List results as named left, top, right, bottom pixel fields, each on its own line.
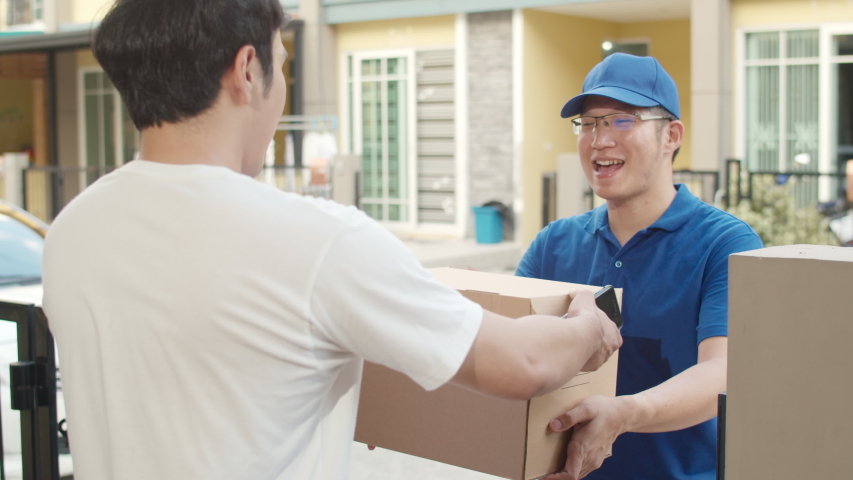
left=692, top=201, right=760, bottom=238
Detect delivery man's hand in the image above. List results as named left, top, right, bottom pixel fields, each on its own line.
left=566, top=290, right=621, bottom=372
left=544, top=395, right=633, bottom=480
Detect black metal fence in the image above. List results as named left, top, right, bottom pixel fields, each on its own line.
left=21, top=164, right=334, bottom=224
left=0, top=300, right=64, bottom=480
left=725, top=158, right=849, bottom=210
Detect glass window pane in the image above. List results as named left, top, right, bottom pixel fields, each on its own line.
left=786, top=30, right=819, bottom=58
left=745, top=65, right=780, bottom=171
left=746, top=32, right=780, bottom=60
left=387, top=79, right=407, bottom=210
left=836, top=63, right=853, bottom=178
left=102, top=72, right=114, bottom=90
left=361, top=81, right=382, bottom=200
left=84, top=95, right=101, bottom=168
left=103, top=94, right=116, bottom=168
left=347, top=55, right=353, bottom=78
left=84, top=72, right=99, bottom=90
left=388, top=204, right=401, bottom=222
left=362, top=203, right=381, bottom=221
left=786, top=64, right=819, bottom=171
left=603, top=42, right=648, bottom=58
left=834, top=34, right=853, bottom=56
left=361, top=59, right=380, bottom=76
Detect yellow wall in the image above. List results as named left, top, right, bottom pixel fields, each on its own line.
left=76, top=49, right=100, bottom=69
left=0, top=79, right=33, bottom=153
left=73, top=0, right=114, bottom=24
left=521, top=10, right=692, bottom=245
left=336, top=15, right=455, bottom=52
left=620, top=19, right=692, bottom=172
left=732, top=0, right=853, bottom=27
left=521, top=10, right=617, bottom=245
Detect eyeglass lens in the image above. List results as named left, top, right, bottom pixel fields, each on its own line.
left=575, top=114, right=636, bottom=134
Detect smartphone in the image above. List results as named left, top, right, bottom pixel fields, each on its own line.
left=594, top=285, right=623, bottom=329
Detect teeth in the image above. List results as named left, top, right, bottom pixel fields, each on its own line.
left=595, top=160, right=624, bottom=166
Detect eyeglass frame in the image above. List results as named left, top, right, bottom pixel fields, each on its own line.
left=570, top=112, right=674, bottom=136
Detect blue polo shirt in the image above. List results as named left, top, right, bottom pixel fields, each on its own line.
left=516, top=185, right=763, bottom=480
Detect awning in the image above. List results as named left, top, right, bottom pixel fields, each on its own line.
left=0, top=29, right=92, bottom=54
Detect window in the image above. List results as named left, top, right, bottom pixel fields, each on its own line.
left=79, top=69, right=139, bottom=183
left=601, top=40, right=648, bottom=59
left=344, top=49, right=458, bottom=232
left=6, top=0, right=43, bottom=28
left=346, top=51, right=416, bottom=225
left=741, top=29, right=828, bottom=205
left=740, top=27, right=853, bottom=205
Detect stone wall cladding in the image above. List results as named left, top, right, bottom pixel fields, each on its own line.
left=467, top=11, right=515, bottom=239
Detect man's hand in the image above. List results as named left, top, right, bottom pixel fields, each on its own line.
left=545, top=395, right=635, bottom=480
left=566, top=290, right=622, bottom=372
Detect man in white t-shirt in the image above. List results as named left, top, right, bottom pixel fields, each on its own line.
left=41, top=1, right=621, bottom=479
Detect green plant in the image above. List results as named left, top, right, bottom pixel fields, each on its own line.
left=727, top=176, right=839, bottom=247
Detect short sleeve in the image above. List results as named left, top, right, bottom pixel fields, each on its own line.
left=309, top=215, right=482, bottom=391
left=697, top=231, right=764, bottom=343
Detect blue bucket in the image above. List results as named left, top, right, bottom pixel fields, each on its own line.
left=472, top=206, right=503, bottom=244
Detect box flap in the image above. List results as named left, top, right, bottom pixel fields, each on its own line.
left=430, top=268, right=598, bottom=299
left=462, top=290, right=500, bottom=312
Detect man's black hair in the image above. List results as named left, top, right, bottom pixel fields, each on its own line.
left=94, top=0, right=286, bottom=130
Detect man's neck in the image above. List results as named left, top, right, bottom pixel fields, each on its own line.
left=137, top=109, right=246, bottom=174
left=606, top=184, right=677, bottom=247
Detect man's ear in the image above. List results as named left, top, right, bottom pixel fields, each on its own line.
left=664, top=120, right=685, bottom=153
left=224, top=44, right=259, bottom=106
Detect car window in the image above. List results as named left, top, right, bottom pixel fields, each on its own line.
left=0, top=213, right=43, bottom=282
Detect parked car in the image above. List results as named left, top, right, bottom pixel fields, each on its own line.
left=0, top=200, right=72, bottom=479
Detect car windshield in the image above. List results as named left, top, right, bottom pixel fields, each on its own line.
left=0, top=213, right=43, bottom=285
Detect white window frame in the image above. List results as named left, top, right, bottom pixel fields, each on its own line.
left=736, top=22, right=853, bottom=201
left=343, top=49, right=419, bottom=230
left=77, top=67, right=139, bottom=174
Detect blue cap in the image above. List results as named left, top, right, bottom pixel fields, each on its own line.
left=560, top=53, right=680, bottom=119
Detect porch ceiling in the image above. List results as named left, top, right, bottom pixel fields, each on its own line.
left=535, top=0, right=690, bottom=24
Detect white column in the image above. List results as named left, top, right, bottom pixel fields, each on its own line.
left=512, top=9, right=524, bottom=243
left=690, top=0, right=731, bottom=177
left=299, top=0, right=338, bottom=117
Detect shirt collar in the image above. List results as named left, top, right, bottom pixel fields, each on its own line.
left=583, top=184, right=700, bottom=235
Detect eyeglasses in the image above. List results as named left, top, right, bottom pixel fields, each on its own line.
left=571, top=113, right=673, bottom=135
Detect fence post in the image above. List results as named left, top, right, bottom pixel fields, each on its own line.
left=725, top=159, right=742, bottom=209
left=542, top=172, right=557, bottom=228
left=0, top=301, right=61, bottom=480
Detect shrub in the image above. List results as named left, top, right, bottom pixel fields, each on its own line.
left=727, top=176, right=839, bottom=247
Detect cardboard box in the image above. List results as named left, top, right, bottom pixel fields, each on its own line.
left=726, top=245, right=853, bottom=480
left=355, top=268, right=619, bottom=480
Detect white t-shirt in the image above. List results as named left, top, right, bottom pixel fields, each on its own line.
left=42, top=160, right=482, bottom=480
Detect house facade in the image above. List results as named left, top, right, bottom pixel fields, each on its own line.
left=0, top=0, right=851, bottom=247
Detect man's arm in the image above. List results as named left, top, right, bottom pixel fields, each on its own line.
left=450, top=289, right=622, bottom=400
left=545, top=336, right=726, bottom=479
